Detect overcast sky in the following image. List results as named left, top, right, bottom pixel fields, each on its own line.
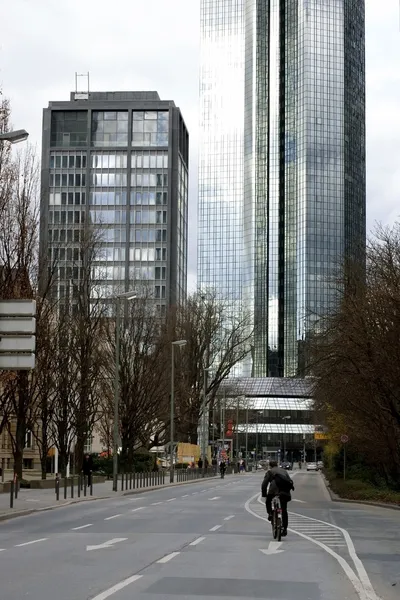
left=2, top=0, right=399, bottom=290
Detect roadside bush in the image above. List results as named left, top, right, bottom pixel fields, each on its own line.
left=326, top=471, right=400, bottom=505
left=175, top=463, right=189, bottom=469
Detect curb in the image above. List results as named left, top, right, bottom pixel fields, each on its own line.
left=321, top=473, right=400, bottom=511
left=0, top=473, right=237, bottom=524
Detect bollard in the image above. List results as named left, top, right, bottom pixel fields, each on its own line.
left=84, top=475, right=87, bottom=496
left=15, top=475, right=18, bottom=499
left=55, top=475, right=60, bottom=501
left=64, top=477, right=67, bottom=500
left=1, top=458, right=5, bottom=483
left=71, top=476, right=74, bottom=499
left=130, top=472, right=132, bottom=490
left=121, top=472, right=124, bottom=491
left=77, top=475, right=81, bottom=497
left=10, top=480, right=14, bottom=508
left=133, top=472, right=136, bottom=489
left=90, top=477, right=93, bottom=496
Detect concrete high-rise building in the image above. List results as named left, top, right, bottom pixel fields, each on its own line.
left=40, top=91, right=189, bottom=313
left=198, top=0, right=365, bottom=377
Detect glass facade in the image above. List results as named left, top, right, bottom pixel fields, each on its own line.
left=198, top=0, right=245, bottom=303
left=44, top=94, right=188, bottom=313
left=199, top=0, right=366, bottom=377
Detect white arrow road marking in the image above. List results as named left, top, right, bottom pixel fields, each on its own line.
left=15, top=538, right=48, bottom=547
left=260, top=542, right=284, bottom=555
left=91, top=575, right=142, bottom=600
left=208, top=496, right=220, bottom=500
left=86, top=538, right=127, bottom=552
left=157, top=551, right=180, bottom=563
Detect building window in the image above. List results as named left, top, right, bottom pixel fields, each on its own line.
left=51, top=112, right=88, bottom=147
left=91, top=112, right=128, bottom=147
left=131, top=111, right=169, bottom=147
left=25, top=430, right=32, bottom=449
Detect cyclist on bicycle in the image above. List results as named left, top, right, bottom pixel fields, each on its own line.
left=261, top=460, right=294, bottom=537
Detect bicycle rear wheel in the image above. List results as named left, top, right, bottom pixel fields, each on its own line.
left=272, top=512, right=278, bottom=539
left=277, top=515, right=282, bottom=541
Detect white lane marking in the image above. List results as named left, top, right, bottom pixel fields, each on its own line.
left=90, top=574, right=142, bottom=600
left=208, top=496, right=220, bottom=500
left=224, top=515, right=235, bottom=521
left=15, top=538, right=48, bottom=547
left=131, top=507, right=145, bottom=512
left=25, top=499, right=41, bottom=503
left=200, top=489, right=207, bottom=492
left=157, top=551, right=180, bottom=563
left=292, top=499, right=306, bottom=503
left=260, top=542, right=284, bottom=555
left=87, top=538, right=127, bottom=552
left=245, top=492, right=378, bottom=600
left=192, top=492, right=198, bottom=495
left=104, top=514, right=122, bottom=521
left=209, top=525, right=222, bottom=531
left=167, top=498, right=176, bottom=502
left=189, top=537, right=206, bottom=546
left=0, top=549, right=5, bottom=552
left=182, top=494, right=189, bottom=498
left=71, top=524, right=93, bottom=530
left=289, top=510, right=379, bottom=599
left=151, top=501, right=163, bottom=506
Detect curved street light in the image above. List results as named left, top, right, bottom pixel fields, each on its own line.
left=0, top=129, right=29, bottom=144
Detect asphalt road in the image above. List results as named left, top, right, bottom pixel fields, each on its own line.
left=0, top=471, right=399, bottom=600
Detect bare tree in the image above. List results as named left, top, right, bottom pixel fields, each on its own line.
left=310, top=223, right=400, bottom=485
left=104, top=291, right=170, bottom=470
left=0, top=145, right=40, bottom=478
left=167, top=290, right=253, bottom=444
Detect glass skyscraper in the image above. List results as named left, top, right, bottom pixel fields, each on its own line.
left=198, top=0, right=365, bottom=377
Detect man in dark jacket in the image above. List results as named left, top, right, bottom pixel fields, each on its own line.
left=261, top=460, right=294, bottom=537
left=82, top=454, right=94, bottom=487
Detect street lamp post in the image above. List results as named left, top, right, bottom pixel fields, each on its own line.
left=202, top=366, right=212, bottom=476
left=282, top=416, right=291, bottom=463
left=170, top=340, right=187, bottom=483
left=0, top=129, right=29, bottom=144
left=113, top=291, right=137, bottom=492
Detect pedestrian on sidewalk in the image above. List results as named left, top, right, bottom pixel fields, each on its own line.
left=82, top=454, right=93, bottom=487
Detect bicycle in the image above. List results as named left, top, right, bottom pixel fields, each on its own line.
left=271, top=494, right=282, bottom=541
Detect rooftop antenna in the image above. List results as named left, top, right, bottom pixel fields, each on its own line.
left=74, top=72, right=90, bottom=100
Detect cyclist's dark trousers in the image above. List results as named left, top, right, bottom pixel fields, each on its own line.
left=266, top=494, right=289, bottom=530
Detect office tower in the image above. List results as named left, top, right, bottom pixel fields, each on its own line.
left=40, top=91, right=189, bottom=313
left=198, top=0, right=366, bottom=377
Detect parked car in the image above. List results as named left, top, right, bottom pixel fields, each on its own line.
left=306, top=462, right=318, bottom=471
left=317, top=461, right=324, bottom=470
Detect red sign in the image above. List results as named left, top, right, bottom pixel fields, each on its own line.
left=226, top=419, right=233, bottom=438
left=341, top=435, right=349, bottom=444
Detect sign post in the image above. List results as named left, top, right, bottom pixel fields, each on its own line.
left=341, top=435, right=349, bottom=480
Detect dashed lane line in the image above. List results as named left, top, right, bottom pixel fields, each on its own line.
left=131, top=507, right=145, bottom=512
left=209, top=525, right=222, bottom=532
left=15, top=538, right=48, bottom=547
left=71, top=524, right=93, bottom=530
left=189, top=537, right=206, bottom=546
left=224, top=515, right=235, bottom=521
left=166, top=498, right=176, bottom=502
left=157, top=551, right=180, bottom=564
left=104, top=514, right=122, bottom=521
left=151, top=502, right=163, bottom=506
left=91, top=575, right=143, bottom=600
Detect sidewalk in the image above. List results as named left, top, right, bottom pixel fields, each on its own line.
left=0, top=472, right=232, bottom=522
